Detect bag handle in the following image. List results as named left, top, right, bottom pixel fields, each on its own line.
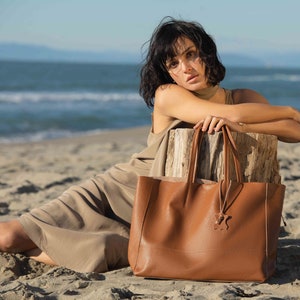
left=223, top=126, right=242, bottom=185
left=188, top=126, right=242, bottom=184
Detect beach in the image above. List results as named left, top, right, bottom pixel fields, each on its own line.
left=0, top=126, right=299, bottom=299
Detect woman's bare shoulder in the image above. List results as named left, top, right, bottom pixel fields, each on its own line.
left=231, top=88, right=269, bottom=104
left=154, top=84, right=195, bottom=109
left=155, top=84, right=187, bottom=97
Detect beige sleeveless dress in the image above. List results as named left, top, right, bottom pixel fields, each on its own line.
left=19, top=89, right=234, bottom=273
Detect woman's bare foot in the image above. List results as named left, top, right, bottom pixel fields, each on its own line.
left=25, top=248, right=57, bottom=266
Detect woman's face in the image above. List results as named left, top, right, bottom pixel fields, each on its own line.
left=165, top=37, right=210, bottom=92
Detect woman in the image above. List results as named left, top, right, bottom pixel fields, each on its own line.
left=0, top=17, right=299, bottom=273
left=140, top=18, right=300, bottom=142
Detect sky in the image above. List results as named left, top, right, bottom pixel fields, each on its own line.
left=0, top=0, right=300, bottom=56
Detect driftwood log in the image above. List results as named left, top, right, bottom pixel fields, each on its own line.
left=165, top=128, right=281, bottom=184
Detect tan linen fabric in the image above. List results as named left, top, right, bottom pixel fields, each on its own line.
left=18, top=89, right=234, bottom=273
left=19, top=120, right=183, bottom=272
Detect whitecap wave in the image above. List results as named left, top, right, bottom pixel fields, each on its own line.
left=0, top=128, right=108, bottom=144
left=230, top=73, right=300, bottom=83
left=0, top=91, right=142, bottom=103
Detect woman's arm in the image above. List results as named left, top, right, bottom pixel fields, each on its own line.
left=241, top=120, right=300, bottom=143
left=194, top=116, right=300, bottom=143
left=155, top=84, right=300, bottom=124
left=231, top=88, right=300, bottom=142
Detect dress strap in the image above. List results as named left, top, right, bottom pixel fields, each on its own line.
left=224, top=89, right=235, bottom=105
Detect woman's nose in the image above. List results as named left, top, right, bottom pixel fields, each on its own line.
left=181, top=59, right=192, bottom=72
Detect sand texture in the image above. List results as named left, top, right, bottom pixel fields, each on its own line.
left=0, top=126, right=299, bottom=299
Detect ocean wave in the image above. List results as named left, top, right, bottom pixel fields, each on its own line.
left=0, top=128, right=108, bottom=144
left=0, top=91, right=142, bottom=103
left=230, top=73, right=300, bottom=83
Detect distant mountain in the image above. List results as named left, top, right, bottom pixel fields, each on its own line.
left=250, top=51, right=300, bottom=68
left=219, top=53, right=263, bottom=67
left=0, top=42, right=139, bottom=64
left=0, top=42, right=300, bottom=67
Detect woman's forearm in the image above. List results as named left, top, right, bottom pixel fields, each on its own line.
left=231, top=103, right=299, bottom=124
left=240, top=119, right=300, bottom=143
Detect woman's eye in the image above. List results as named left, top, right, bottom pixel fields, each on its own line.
left=186, top=51, right=198, bottom=59
left=167, top=61, right=178, bottom=69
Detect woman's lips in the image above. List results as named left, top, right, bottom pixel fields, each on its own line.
left=187, top=74, right=198, bottom=82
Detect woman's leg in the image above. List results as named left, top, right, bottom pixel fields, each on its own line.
left=0, top=219, right=35, bottom=252
left=0, top=219, right=56, bottom=265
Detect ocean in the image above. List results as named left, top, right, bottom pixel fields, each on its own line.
left=0, top=60, right=299, bottom=143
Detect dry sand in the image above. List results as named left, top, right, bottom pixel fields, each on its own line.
left=0, top=126, right=299, bottom=299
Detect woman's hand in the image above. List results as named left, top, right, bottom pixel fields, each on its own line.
left=193, top=115, right=244, bottom=134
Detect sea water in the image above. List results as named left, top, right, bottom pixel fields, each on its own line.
left=0, top=60, right=299, bottom=143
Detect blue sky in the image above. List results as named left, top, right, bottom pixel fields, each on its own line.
left=0, top=0, right=299, bottom=55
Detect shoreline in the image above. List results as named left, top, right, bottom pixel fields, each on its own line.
left=0, top=126, right=299, bottom=299
left=0, top=125, right=151, bottom=146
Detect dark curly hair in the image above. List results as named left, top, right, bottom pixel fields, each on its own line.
left=139, top=17, right=226, bottom=107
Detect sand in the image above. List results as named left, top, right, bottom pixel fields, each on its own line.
left=0, top=126, right=299, bottom=299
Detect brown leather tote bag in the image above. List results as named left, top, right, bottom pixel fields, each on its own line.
left=128, top=126, right=285, bottom=282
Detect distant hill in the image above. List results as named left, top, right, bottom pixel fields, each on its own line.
left=219, top=53, right=263, bottom=67
left=0, top=42, right=300, bottom=67
left=0, top=42, right=139, bottom=64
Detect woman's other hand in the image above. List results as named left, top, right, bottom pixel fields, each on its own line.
left=193, top=115, right=244, bottom=134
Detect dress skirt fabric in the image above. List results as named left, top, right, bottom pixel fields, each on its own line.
left=18, top=120, right=180, bottom=272
left=19, top=177, right=130, bottom=272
